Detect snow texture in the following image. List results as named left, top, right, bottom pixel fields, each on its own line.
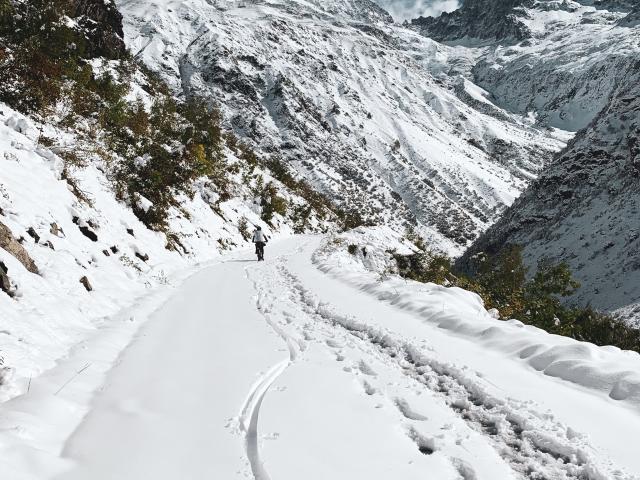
left=2, top=234, right=639, bottom=479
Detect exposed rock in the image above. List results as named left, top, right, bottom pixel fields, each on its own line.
left=26, top=227, right=40, bottom=244
left=73, top=0, right=126, bottom=59
left=410, top=0, right=534, bottom=43
left=73, top=217, right=98, bottom=242
left=135, top=252, right=149, bottom=262
left=0, top=222, right=39, bottom=274
left=79, top=276, right=93, bottom=292
left=50, top=222, right=64, bottom=237
left=0, top=261, right=12, bottom=296
left=619, top=4, right=640, bottom=26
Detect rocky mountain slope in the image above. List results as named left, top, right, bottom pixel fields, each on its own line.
left=413, top=0, right=639, bottom=131
left=117, top=0, right=567, bottom=254
left=0, top=0, right=336, bottom=400
left=420, top=1, right=640, bottom=320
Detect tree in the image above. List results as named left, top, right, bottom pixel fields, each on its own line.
left=523, top=259, right=580, bottom=329
left=260, top=183, right=287, bottom=224
left=475, top=245, right=527, bottom=318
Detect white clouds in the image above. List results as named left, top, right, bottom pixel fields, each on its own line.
left=373, top=0, right=460, bottom=21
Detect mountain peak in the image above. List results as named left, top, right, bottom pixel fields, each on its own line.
left=410, top=0, right=534, bottom=42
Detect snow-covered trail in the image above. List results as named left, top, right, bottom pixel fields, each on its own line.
left=55, top=252, right=289, bottom=479
left=2, top=236, right=639, bottom=479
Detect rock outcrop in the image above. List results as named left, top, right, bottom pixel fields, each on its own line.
left=74, top=0, right=126, bottom=59
left=458, top=59, right=640, bottom=315
left=0, top=221, right=39, bottom=274
left=410, top=0, right=534, bottom=43
left=0, top=260, right=11, bottom=295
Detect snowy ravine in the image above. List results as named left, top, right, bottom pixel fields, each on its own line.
left=116, top=0, right=568, bottom=253
left=420, top=0, right=640, bottom=319
left=1, top=232, right=639, bottom=480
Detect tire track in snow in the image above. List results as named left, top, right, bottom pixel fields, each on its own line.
left=238, top=261, right=300, bottom=480
left=238, top=359, right=290, bottom=480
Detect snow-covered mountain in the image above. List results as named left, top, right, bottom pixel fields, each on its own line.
left=3, top=1, right=640, bottom=478
left=117, top=0, right=567, bottom=254
left=418, top=1, right=640, bottom=319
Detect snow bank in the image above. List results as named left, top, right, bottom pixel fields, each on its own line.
left=312, top=228, right=640, bottom=408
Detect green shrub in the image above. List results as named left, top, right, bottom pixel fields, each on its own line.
left=260, top=183, right=287, bottom=224
left=348, top=244, right=358, bottom=255
left=238, top=217, right=250, bottom=241
left=393, top=251, right=455, bottom=285
left=292, top=205, right=313, bottom=234
left=556, top=307, right=640, bottom=351
left=472, top=246, right=527, bottom=319
left=391, top=246, right=638, bottom=353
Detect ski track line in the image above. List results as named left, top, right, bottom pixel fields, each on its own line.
left=277, top=264, right=637, bottom=480
left=238, top=258, right=302, bottom=480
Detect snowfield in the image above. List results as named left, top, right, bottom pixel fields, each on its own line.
left=1, top=232, right=639, bottom=479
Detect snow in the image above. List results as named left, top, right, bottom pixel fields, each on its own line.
left=0, top=101, right=307, bottom=407
left=116, top=0, right=567, bottom=254
left=1, top=0, right=639, bottom=478
left=1, top=233, right=639, bottom=479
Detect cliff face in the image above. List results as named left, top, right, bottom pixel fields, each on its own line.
left=73, top=0, right=126, bottom=58
left=410, top=0, right=534, bottom=43
left=458, top=58, right=640, bottom=317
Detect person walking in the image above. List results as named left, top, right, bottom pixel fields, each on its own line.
left=252, top=226, right=269, bottom=261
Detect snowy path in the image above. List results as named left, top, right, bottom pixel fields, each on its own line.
left=1, top=236, right=639, bottom=479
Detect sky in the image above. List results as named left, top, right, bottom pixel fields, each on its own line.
left=372, top=0, right=460, bottom=21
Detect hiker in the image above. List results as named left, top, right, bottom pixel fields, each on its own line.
left=252, top=226, right=269, bottom=261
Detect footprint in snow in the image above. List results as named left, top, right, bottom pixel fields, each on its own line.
left=361, top=379, right=378, bottom=395
left=325, top=338, right=344, bottom=349
left=358, top=360, right=377, bottom=376
left=451, top=458, right=478, bottom=480
left=406, top=427, right=437, bottom=456
left=395, top=398, right=429, bottom=421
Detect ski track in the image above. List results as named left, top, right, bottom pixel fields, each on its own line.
left=238, top=257, right=303, bottom=480
left=208, top=245, right=635, bottom=480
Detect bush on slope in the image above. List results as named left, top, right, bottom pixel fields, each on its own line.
left=0, top=0, right=340, bottom=232
left=391, top=242, right=640, bottom=353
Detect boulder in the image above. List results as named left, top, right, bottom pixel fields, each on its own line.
left=0, top=261, right=11, bottom=295
left=0, top=222, right=39, bottom=274
left=80, top=276, right=93, bottom=292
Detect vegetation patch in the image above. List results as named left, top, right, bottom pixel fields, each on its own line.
left=393, top=241, right=640, bottom=353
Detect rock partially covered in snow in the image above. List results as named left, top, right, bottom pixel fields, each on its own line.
left=0, top=221, right=39, bottom=274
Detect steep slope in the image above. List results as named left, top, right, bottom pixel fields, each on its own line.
left=428, top=1, right=640, bottom=320
left=117, top=0, right=567, bottom=254
left=459, top=61, right=640, bottom=320
left=0, top=0, right=334, bottom=404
